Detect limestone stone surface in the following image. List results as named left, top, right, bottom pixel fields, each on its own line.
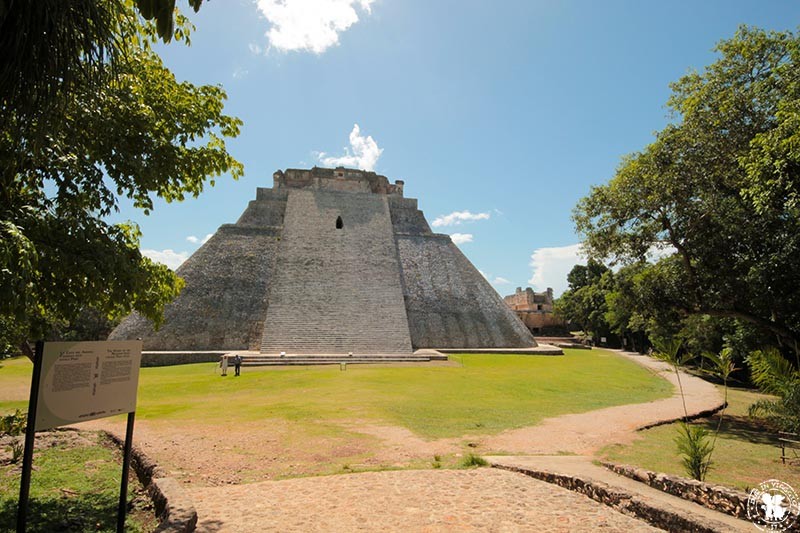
left=110, top=167, right=537, bottom=352
left=260, top=188, right=413, bottom=354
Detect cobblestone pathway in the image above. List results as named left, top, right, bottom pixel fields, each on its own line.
left=188, top=468, right=663, bottom=532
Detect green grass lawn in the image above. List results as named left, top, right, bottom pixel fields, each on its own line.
left=599, top=387, right=800, bottom=491
left=1, top=349, right=672, bottom=439
left=0, top=432, right=157, bottom=533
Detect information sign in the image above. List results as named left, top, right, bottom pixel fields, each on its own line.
left=34, top=340, right=142, bottom=431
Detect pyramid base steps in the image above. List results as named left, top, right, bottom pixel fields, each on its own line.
left=433, top=345, right=563, bottom=355
left=139, top=346, right=564, bottom=368
left=240, top=353, right=447, bottom=366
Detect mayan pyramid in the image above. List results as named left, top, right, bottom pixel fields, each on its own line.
left=110, top=167, right=537, bottom=353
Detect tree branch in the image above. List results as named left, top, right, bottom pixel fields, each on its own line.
left=697, top=307, right=799, bottom=354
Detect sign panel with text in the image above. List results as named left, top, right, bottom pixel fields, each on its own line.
left=34, top=340, right=142, bottom=431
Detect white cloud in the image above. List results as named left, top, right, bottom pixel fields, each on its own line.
left=647, top=243, right=677, bottom=262
left=255, top=0, right=375, bottom=54
left=527, top=242, right=677, bottom=297
left=478, top=269, right=512, bottom=287
left=232, top=67, right=249, bottom=79
left=449, top=233, right=473, bottom=245
left=249, top=43, right=264, bottom=55
left=318, top=124, right=383, bottom=171
left=142, top=249, right=189, bottom=271
left=431, top=210, right=491, bottom=228
left=186, top=234, right=213, bottom=245
left=528, top=243, right=585, bottom=297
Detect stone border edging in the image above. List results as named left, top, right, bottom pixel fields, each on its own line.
left=102, top=430, right=197, bottom=532
left=636, top=402, right=727, bottom=431
left=491, top=463, right=731, bottom=533
left=601, top=462, right=752, bottom=520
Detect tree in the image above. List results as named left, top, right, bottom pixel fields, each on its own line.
left=555, top=260, right=613, bottom=343
left=0, top=1, right=206, bottom=144
left=134, top=0, right=205, bottom=41
left=574, top=26, right=800, bottom=362
left=1, top=1, right=243, bottom=355
left=604, top=262, right=652, bottom=353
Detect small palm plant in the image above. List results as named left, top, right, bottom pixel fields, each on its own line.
left=652, top=338, right=694, bottom=419
left=653, top=338, right=722, bottom=481
left=701, top=348, right=737, bottom=434
left=674, top=423, right=714, bottom=481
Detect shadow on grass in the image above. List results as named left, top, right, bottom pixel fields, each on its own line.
left=695, top=415, right=780, bottom=446
left=0, top=492, right=122, bottom=533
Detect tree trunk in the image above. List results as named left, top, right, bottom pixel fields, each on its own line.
left=18, top=341, right=33, bottom=361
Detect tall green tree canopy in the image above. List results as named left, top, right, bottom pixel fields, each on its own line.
left=0, top=1, right=242, bottom=355
left=554, top=260, right=613, bottom=342
left=573, top=26, right=800, bottom=358
left=0, top=1, right=206, bottom=140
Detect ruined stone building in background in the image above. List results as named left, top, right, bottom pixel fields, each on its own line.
left=110, top=167, right=537, bottom=353
left=504, top=287, right=566, bottom=334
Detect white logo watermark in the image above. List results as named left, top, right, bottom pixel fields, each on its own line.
left=747, top=479, right=799, bottom=531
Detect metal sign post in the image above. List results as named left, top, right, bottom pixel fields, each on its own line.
left=16, top=341, right=43, bottom=533
left=15, top=340, right=141, bottom=533
left=117, top=411, right=136, bottom=533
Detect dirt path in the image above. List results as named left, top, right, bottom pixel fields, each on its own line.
left=480, top=350, right=723, bottom=455
left=328, top=351, right=723, bottom=460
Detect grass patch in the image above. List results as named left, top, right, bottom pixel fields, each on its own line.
left=459, top=453, right=488, bottom=468
left=599, top=387, right=800, bottom=491
left=0, top=349, right=671, bottom=440
left=0, top=357, right=33, bottom=414
left=0, top=431, right=156, bottom=532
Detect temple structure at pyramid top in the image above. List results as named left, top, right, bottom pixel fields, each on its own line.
left=110, top=167, right=538, bottom=353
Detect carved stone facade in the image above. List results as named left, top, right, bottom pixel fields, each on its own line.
left=110, top=167, right=537, bottom=353
left=504, top=287, right=565, bottom=333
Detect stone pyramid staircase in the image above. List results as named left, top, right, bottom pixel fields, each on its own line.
left=260, top=189, right=413, bottom=355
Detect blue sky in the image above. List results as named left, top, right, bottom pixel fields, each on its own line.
left=115, top=0, right=800, bottom=296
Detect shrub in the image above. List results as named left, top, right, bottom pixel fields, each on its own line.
left=747, top=348, right=800, bottom=433
left=0, top=409, right=27, bottom=463
left=460, top=453, right=488, bottom=468
left=0, top=409, right=26, bottom=436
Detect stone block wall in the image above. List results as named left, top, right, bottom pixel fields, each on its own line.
left=396, top=234, right=536, bottom=349
left=111, top=168, right=538, bottom=353
left=238, top=188, right=288, bottom=226
left=515, top=310, right=566, bottom=331
left=388, top=196, right=430, bottom=234
left=260, top=189, right=413, bottom=354
left=110, top=191, right=287, bottom=350
left=602, top=463, right=753, bottom=520
left=275, top=167, right=405, bottom=195
left=140, top=352, right=223, bottom=367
